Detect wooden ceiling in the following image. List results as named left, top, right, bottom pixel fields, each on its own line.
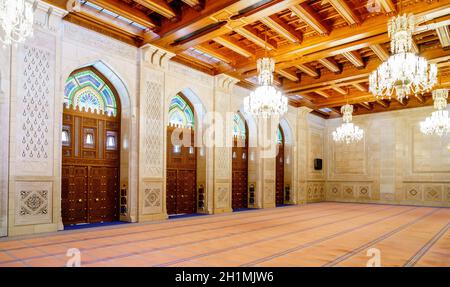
left=45, top=0, right=450, bottom=118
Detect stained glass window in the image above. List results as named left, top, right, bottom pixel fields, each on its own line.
left=64, top=70, right=118, bottom=116
left=168, top=94, right=195, bottom=128
left=277, top=127, right=283, bottom=144
left=233, top=113, right=246, bottom=139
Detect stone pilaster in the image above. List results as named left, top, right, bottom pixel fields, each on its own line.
left=212, top=74, right=239, bottom=213
left=296, top=107, right=313, bottom=204
left=138, top=44, right=175, bottom=221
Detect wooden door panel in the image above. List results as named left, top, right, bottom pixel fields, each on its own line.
left=276, top=145, right=284, bottom=205
left=232, top=145, right=248, bottom=209
left=177, top=170, right=196, bottom=214
left=62, top=166, right=88, bottom=225
left=166, top=169, right=178, bottom=215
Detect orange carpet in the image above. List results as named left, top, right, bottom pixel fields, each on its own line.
left=0, top=202, right=448, bottom=267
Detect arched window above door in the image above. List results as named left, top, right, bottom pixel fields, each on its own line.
left=168, top=94, right=195, bottom=128
left=277, top=127, right=284, bottom=144
left=64, top=69, right=118, bottom=117
left=233, top=113, right=246, bottom=139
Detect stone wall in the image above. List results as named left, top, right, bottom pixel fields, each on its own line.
left=325, top=106, right=450, bottom=207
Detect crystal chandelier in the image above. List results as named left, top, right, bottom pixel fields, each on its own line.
left=244, top=57, right=288, bottom=118
left=0, top=0, right=34, bottom=45
left=369, top=14, right=437, bottom=102
left=420, top=89, right=450, bottom=137
left=332, top=104, right=364, bottom=144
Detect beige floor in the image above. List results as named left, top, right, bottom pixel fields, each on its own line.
left=0, top=202, right=449, bottom=267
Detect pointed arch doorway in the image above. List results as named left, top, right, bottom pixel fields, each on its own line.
left=166, top=93, right=197, bottom=215
left=276, top=126, right=285, bottom=205
left=232, top=112, right=249, bottom=210
left=61, top=67, right=121, bottom=225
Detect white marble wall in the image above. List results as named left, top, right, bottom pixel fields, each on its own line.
left=325, top=106, right=450, bottom=206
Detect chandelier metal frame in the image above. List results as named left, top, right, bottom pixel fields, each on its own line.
left=332, top=104, right=364, bottom=144
left=0, top=0, right=34, bottom=45
left=369, top=13, right=437, bottom=102
left=420, top=89, right=450, bottom=137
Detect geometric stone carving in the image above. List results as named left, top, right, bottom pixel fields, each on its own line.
left=18, top=46, right=52, bottom=162
left=343, top=185, right=354, bottom=199
left=215, top=183, right=229, bottom=209
left=142, top=181, right=163, bottom=215
left=15, top=181, right=52, bottom=225
left=358, top=185, right=370, bottom=199
left=216, top=147, right=230, bottom=179
left=424, top=185, right=443, bottom=202
left=405, top=184, right=422, bottom=201
left=327, top=183, right=341, bottom=199
left=143, top=80, right=163, bottom=178
left=264, top=183, right=275, bottom=204
left=307, top=183, right=325, bottom=202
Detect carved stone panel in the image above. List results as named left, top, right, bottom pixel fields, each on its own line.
left=15, top=181, right=52, bottom=225
left=142, top=181, right=163, bottom=215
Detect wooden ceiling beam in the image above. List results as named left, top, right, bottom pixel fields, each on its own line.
left=325, top=0, right=361, bottom=25
left=315, top=90, right=331, bottom=98
left=436, top=26, right=450, bottom=50
left=318, top=58, right=341, bottom=73
left=295, top=64, right=319, bottom=78
left=369, top=44, right=389, bottom=61
left=375, top=99, right=390, bottom=108
left=331, top=86, right=348, bottom=95
left=376, top=0, right=396, bottom=13
left=235, top=27, right=276, bottom=50
left=359, top=102, right=373, bottom=111
left=352, top=83, right=367, bottom=92
left=261, top=15, right=303, bottom=44
left=133, top=0, right=178, bottom=20
left=342, top=51, right=365, bottom=69
left=194, top=45, right=233, bottom=64
left=87, top=0, right=158, bottom=29
left=315, top=91, right=376, bottom=108
left=276, top=69, right=300, bottom=82
left=213, top=36, right=254, bottom=58
left=290, top=3, right=330, bottom=36
left=181, top=0, right=203, bottom=11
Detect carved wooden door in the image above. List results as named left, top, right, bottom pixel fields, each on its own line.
left=166, top=126, right=197, bottom=215
left=232, top=138, right=248, bottom=209
left=62, top=109, right=120, bottom=225
left=276, top=143, right=284, bottom=205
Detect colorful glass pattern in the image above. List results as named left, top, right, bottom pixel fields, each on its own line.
left=168, top=94, right=195, bottom=128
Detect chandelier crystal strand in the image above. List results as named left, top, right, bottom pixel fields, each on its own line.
left=0, top=0, right=34, bottom=45
left=369, top=13, right=437, bottom=102
left=420, top=89, right=450, bottom=137
left=243, top=57, right=288, bottom=118
left=332, top=104, right=364, bottom=144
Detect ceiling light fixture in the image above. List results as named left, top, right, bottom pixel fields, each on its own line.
left=369, top=13, right=437, bottom=102
left=332, top=104, right=364, bottom=144
left=420, top=89, right=450, bottom=137
left=0, top=0, right=34, bottom=45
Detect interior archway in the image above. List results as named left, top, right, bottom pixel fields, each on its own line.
left=231, top=112, right=249, bottom=210
left=61, top=67, right=122, bottom=225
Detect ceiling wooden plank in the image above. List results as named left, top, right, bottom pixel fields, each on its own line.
left=436, top=26, right=450, bottom=49
left=276, top=69, right=299, bottom=82
left=325, top=0, right=361, bottom=25
left=235, top=27, right=276, bottom=50
left=352, top=83, right=367, bottom=92
left=261, top=15, right=303, bottom=43
left=376, top=0, right=396, bottom=13
left=88, top=0, right=158, bottom=29
left=359, top=102, right=373, bottom=110
left=213, top=36, right=254, bottom=58
left=318, top=58, right=341, bottom=73
left=181, top=0, right=203, bottom=10
left=295, top=64, right=319, bottom=77
left=331, top=86, right=348, bottom=95
left=315, top=90, right=331, bottom=98
left=194, top=45, right=233, bottom=64
left=342, top=51, right=365, bottom=68
left=369, top=44, right=389, bottom=61
left=375, top=99, right=390, bottom=108
left=134, top=0, right=178, bottom=20
left=290, top=3, right=330, bottom=35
